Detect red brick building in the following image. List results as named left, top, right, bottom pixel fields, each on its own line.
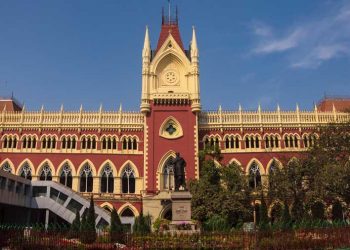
left=1, top=13, right=350, bottom=224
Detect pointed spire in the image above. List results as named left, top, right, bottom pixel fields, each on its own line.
left=40, top=105, right=44, bottom=112
left=60, top=104, right=64, bottom=112
left=22, top=104, right=25, bottom=112
left=191, top=26, right=198, bottom=58
left=296, top=103, right=299, bottom=112
left=258, top=104, right=261, bottom=112
left=119, top=103, right=122, bottom=112
left=314, top=103, right=318, bottom=111
left=80, top=104, right=83, bottom=112
left=218, top=104, right=222, bottom=112
left=277, top=104, right=280, bottom=112
left=332, top=103, right=336, bottom=112
left=142, top=26, right=151, bottom=58
left=238, top=103, right=242, bottom=111
left=99, top=103, right=103, bottom=113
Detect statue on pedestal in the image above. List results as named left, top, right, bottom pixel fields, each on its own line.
left=173, top=152, right=186, bottom=191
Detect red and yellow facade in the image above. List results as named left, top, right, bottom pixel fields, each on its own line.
left=1, top=14, right=350, bottom=222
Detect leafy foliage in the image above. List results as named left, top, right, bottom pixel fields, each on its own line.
left=110, top=207, right=124, bottom=242
left=332, top=200, right=344, bottom=222
left=191, top=146, right=252, bottom=229
left=80, top=196, right=96, bottom=244
left=133, top=213, right=151, bottom=235
left=68, top=210, right=80, bottom=239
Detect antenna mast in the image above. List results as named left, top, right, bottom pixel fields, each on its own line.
left=168, top=0, right=171, bottom=24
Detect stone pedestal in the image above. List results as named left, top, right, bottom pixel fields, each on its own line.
left=169, top=191, right=199, bottom=234
left=171, top=191, right=192, bottom=222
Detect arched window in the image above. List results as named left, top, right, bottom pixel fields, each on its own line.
left=102, top=137, right=107, bottom=149
left=132, top=139, right=137, bottom=150
left=42, top=138, right=47, bottom=149
left=122, top=138, right=127, bottom=150
left=248, top=162, right=261, bottom=189
left=121, top=165, right=135, bottom=194
left=121, top=207, right=135, bottom=217
left=62, top=137, right=66, bottom=149
left=112, top=138, right=117, bottom=149
left=82, top=137, right=86, bottom=149
left=60, top=163, right=72, bottom=188
left=1, top=162, right=12, bottom=173
left=22, top=137, right=27, bottom=148
left=80, top=164, right=93, bottom=192
left=39, top=164, right=52, bottom=181
left=3, top=137, right=8, bottom=148
left=101, top=164, right=114, bottom=193
left=20, top=163, right=32, bottom=180
left=163, top=157, right=174, bottom=190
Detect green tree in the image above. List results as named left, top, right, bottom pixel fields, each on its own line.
left=133, top=212, right=151, bottom=235
left=68, top=210, right=80, bottom=239
left=80, top=196, right=96, bottom=244
left=259, top=193, right=269, bottom=230
left=332, top=200, right=344, bottom=222
left=191, top=147, right=252, bottom=227
left=110, top=207, right=124, bottom=243
left=311, top=201, right=325, bottom=221
left=281, top=202, right=291, bottom=229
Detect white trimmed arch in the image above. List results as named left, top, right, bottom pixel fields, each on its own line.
left=77, top=159, right=97, bottom=176
left=228, top=158, right=243, bottom=168
left=117, top=203, right=140, bottom=217
left=119, top=160, right=139, bottom=178
left=157, top=150, right=176, bottom=174
left=98, top=160, right=118, bottom=177
left=245, top=158, right=265, bottom=175
left=36, top=159, right=55, bottom=176
left=16, top=159, right=35, bottom=176
left=100, top=202, right=114, bottom=212
left=57, top=159, right=76, bottom=176
left=266, top=158, right=283, bottom=174
left=0, top=158, right=15, bottom=173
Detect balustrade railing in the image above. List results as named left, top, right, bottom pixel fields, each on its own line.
left=199, top=110, right=350, bottom=128
left=0, top=110, right=144, bottom=129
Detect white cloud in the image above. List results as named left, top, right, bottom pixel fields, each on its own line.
left=250, top=1, right=350, bottom=69
left=253, top=29, right=304, bottom=54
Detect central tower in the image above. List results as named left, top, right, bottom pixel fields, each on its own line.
left=141, top=9, right=201, bottom=196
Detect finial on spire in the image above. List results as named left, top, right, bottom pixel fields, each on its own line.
left=191, top=26, right=199, bottom=59
left=143, top=26, right=151, bottom=62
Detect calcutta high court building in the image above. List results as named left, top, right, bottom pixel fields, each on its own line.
left=1, top=9, right=350, bottom=224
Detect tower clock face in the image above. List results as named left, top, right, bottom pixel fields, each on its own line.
left=163, top=70, right=179, bottom=85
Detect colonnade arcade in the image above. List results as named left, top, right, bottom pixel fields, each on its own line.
left=0, top=159, right=141, bottom=195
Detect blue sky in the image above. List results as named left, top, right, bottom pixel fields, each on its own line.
left=0, top=0, right=349, bottom=111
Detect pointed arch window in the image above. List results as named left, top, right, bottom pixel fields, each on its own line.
left=1, top=162, right=12, bottom=173
left=121, top=165, right=135, bottom=194
left=20, top=163, right=32, bottom=180
left=60, top=163, right=72, bottom=188
left=248, top=162, right=261, bottom=189
left=80, top=164, right=93, bottom=192
left=163, top=157, right=175, bottom=190
left=101, top=164, right=114, bottom=193
left=39, top=164, right=52, bottom=181
left=121, top=207, right=135, bottom=217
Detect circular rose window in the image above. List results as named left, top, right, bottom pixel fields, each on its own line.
left=164, top=70, right=178, bottom=85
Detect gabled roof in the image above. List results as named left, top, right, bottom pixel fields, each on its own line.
left=317, top=97, right=350, bottom=112
left=0, top=98, right=22, bottom=111
left=155, top=22, right=184, bottom=54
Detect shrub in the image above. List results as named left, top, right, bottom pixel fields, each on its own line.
left=204, top=215, right=230, bottom=232
left=133, top=213, right=151, bottom=235
left=332, top=200, right=343, bottom=222
left=110, top=207, right=124, bottom=243
left=80, top=196, right=96, bottom=244
left=68, top=210, right=80, bottom=239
